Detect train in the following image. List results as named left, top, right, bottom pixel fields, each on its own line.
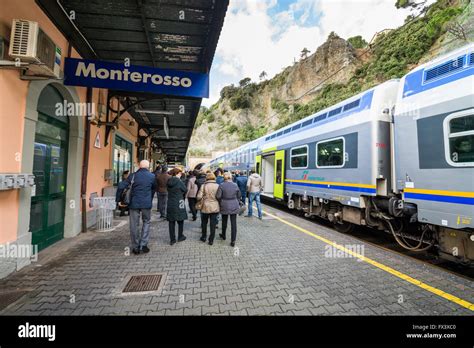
left=203, top=44, right=474, bottom=265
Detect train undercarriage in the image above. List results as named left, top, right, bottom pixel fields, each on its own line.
left=286, top=193, right=474, bottom=266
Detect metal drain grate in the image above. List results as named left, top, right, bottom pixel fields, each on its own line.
left=0, top=290, right=30, bottom=311
left=123, top=274, right=163, bottom=293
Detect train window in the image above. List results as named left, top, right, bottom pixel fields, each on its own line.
left=328, top=107, right=342, bottom=117
left=284, top=128, right=291, bottom=134
left=290, top=145, right=308, bottom=169
left=302, top=119, right=312, bottom=127
left=316, top=137, right=345, bottom=168
left=291, top=124, right=301, bottom=131
left=313, top=113, right=327, bottom=123
left=343, top=99, right=360, bottom=111
left=276, top=159, right=282, bottom=184
left=444, top=110, right=474, bottom=166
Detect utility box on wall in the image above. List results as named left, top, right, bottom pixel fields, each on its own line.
left=0, top=174, right=35, bottom=190
left=104, top=169, right=114, bottom=181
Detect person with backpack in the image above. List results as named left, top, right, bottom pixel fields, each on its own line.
left=126, top=160, right=156, bottom=255
left=116, top=170, right=130, bottom=217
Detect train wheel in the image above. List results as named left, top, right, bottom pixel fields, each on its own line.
left=334, top=221, right=354, bottom=233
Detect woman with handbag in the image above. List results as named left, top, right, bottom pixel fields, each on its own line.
left=216, top=172, right=242, bottom=247
left=196, top=172, right=220, bottom=245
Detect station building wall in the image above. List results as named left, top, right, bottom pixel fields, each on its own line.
left=0, top=0, right=144, bottom=278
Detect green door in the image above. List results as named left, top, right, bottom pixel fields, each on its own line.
left=274, top=150, right=285, bottom=199
left=30, top=87, right=69, bottom=251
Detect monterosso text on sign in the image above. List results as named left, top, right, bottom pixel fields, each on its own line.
left=64, top=58, right=209, bottom=98
left=75, top=61, right=193, bottom=87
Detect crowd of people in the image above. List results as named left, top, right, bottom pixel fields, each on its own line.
left=116, top=160, right=264, bottom=255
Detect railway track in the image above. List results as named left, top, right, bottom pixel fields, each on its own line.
left=260, top=196, right=474, bottom=281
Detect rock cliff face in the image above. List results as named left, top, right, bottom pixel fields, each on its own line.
left=190, top=33, right=361, bottom=154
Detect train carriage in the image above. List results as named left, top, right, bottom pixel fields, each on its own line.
left=204, top=44, right=474, bottom=265
left=394, top=44, right=474, bottom=262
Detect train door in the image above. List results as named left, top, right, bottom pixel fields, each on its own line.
left=255, top=155, right=261, bottom=175
left=274, top=150, right=285, bottom=199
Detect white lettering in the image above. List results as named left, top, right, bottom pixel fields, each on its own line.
left=151, top=74, right=163, bottom=84
left=163, top=75, right=172, bottom=86
left=18, top=322, right=56, bottom=342
left=123, top=69, right=131, bottom=81
left=109, top=69, right=123, bottom=80
left=181, top=77, right=192, bottom=88
left=172, top=76, right=181, bottom=86
left=130, top=72, right=142, bottom=83
left=75, top=61, right=96, bottom=78
left=96, top=68, right=109, bottom=79
left=142, top=73, right=152, bottom=83
left=73, top=61, right=196, bottom=90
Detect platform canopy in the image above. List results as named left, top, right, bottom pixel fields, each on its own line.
left=37, top=0, right=229, bottom=163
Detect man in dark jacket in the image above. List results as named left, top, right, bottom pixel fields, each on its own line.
left=156, top=166, right=171, bottom=220
left=127, top=160, right=156, bottom=254
left=116, top=170, right=130, bottom=216
left=235, top=171, right=248, bottom=205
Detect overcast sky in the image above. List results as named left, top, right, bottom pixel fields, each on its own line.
left=202, top=0, right=434, bottom=107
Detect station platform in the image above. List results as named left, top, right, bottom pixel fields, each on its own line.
left=0, top=202, right=473, bottom=316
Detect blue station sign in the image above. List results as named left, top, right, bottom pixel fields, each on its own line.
left=64, top=58, right=209, bottom=98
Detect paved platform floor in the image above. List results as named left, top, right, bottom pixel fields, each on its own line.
left=1, top=202, right=473, bottom=316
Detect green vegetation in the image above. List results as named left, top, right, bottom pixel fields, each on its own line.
left=268, top=67, right=291, bottom=89
left=271, top=98, right=289, bottom=113
left=226, top=124, right=238, bottom=135
left=188, top=148, right=209, bottom=157
left=395, top=0, right=411, bottom=9
left=238, top=124, right=267, bottom=141
left=347, top=35, right=368, bottom=49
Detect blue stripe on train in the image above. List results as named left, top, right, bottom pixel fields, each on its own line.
left=286, top=181, right=376, bottom=194
left=404, top=193, right=474, bottom=205
left=403, top=63, right=474, bottom=98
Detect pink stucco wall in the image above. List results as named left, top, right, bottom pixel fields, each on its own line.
left=0, top=0, right=142, bottom=242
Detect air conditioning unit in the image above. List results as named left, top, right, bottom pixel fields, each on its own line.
left=8, top=19, right=61, bottom=78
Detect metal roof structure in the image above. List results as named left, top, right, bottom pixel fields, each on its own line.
left=36, top=0, right=229, bottom=163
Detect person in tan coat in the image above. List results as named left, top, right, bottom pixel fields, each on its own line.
left=246, top=170, right=263, bottom=219
left=196, top=172, right=220, bottom=245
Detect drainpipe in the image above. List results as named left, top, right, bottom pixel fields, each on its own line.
left=81, top=87, right=92, bottom=232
